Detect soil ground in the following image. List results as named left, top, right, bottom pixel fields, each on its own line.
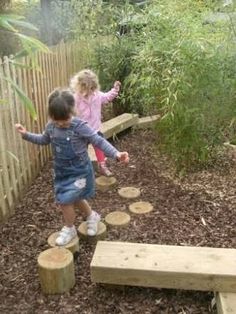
left=1, top=129, right=235, bottom=314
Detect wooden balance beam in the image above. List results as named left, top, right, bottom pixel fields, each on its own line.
left=216, top=292, right=236, bottom=314
left=90, top=241, right=236, bottom=292
left=101, top=113, right=139, bottom=139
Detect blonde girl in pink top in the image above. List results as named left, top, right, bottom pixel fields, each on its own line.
left=71, top=69, right=121, bottom=176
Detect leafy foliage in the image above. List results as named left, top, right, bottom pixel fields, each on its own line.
left=0, top=14, right=49, bottom=119
left=91, top=0, right=236, bottom=170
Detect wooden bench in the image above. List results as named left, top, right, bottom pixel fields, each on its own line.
left=90, top=241, right=236, bottom=292
left=101, top=113, right=139, bottom=139
left=216, top=292, right=236, bottom=314
left=135, top=115, right=160, bottom=129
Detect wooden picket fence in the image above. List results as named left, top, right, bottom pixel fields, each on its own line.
left=0, top=40, right=94, bottom=222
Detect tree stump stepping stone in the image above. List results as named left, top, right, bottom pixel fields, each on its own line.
left=129, top=201, right=153, bottom=214
left=47, top=232, right=79, bottom=254
left=38, top=247, right=75, bottom=294
left=105, top=211, right=131, bottom=227
left=78, top=221, right=107, bottom=242
left=118, top=187, right=141, bottom=199
left=96, top=176, right=117, bottom=192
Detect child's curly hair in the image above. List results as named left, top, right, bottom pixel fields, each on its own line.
left=70, top=69, right=100, bottom=96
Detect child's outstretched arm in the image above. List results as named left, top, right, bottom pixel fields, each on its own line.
left=100, top=81, right=121, bottom=105
left=76, top=121, right=129, bottom=163
left=15, top=123, right=51, bottom=145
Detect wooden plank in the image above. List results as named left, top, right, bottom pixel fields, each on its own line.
left=101, top=113, right=139, bottom=139
left=1, top=57, right=17, bottom=209
left=0, top=167, right=8, bottom=220
left=25, top=56, right=39, bottom=178
left=91, top=241, right=236, bottom=292
left=12, top=58, right=28, bottom=187
left=17, top=57, right=32, bottom=184
left=7, top=56, right=26, bottom=200
left=35, top=52, right=47, bottom=165
left=31, top=54, right=44, bottom=168
left=0, top=58, right=14, bottom=212
left=135, top=115, right=160, bottom=129
left=216, top=292, right=236, bottom=314
left=39, top=52, right=50, bottom=159
left=45, top=52, right=53, bottom=159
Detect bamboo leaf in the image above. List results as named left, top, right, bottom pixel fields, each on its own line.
left=0, top=14, right=38, bottom=32
left=6, top=151, right=19, bottom=164
left=0, top=14, right=24, bottom=20
left=14, top=87, right=37, bottom=121
left=17, top=34, right=50, bottom=54
left=8, top=19, right=38, bottom=32
left=0, top=99, right=7, bottom=105
left=13, top=48, right=37, bottom=59
left=3, top=76, right=37, bottom=120
left=9, top=59, right=33, bottom=70
left=0, top=18, right=18, bottom=32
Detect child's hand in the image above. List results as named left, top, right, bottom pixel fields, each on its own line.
left=15, top=123, right=27, bottom=135
left=114, top=81, right=121, bottom=91
left=116, top=151, right=129, bottom=164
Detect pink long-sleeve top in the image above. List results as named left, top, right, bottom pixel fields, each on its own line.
left=74, top=87, right=119, bottom=132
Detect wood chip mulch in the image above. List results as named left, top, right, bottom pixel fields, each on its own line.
left=1, top=129, right=235, bottom=314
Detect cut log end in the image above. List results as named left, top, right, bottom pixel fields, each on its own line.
left=105, top=211, right=131, bottom=227
left=38, top=247, right=75, bottom=294
left=47, top=232, right=79, bottom=254
left=78, top=221, right=107, bottom=243
left=118, top=187, right=141, bottom=199
left=96, top=176, right=117, bottom=192
left=129, top=201, right=153, bottom=214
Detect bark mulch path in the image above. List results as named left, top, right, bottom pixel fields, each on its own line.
left=1, top=129, right=236, bottom=314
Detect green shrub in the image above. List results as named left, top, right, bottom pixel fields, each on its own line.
left=122, top=0, right=236, bottom=170
left=92, top=35, right=137, bottom=115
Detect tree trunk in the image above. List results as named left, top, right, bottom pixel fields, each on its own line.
left=40, top=0, right=53, bottom=45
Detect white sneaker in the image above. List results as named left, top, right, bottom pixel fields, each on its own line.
left=55, top=225, right=77, bottom=246
left=86, top=211, right=101, bottom=236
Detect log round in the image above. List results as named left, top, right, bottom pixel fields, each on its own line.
left=105, top=211, right=130, bottom=227
left=37, top=247, right=75, bottom=294
left=129, top=201, right=153, bottom=214
left=47, top=232, right=79, bottom=254
left=96, top=176, right=117, bottom=192
left=78, top=221, right=107, bottom=243
left=118, top=187, right=141, bottom=199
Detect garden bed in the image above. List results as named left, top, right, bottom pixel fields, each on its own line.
left=0, top=129, right=235, bottom=314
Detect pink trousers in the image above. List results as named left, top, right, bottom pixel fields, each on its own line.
left=93, top=146, right=105, bottom=163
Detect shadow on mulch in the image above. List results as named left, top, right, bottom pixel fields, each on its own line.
left=1, top=129, right=235, bottom=314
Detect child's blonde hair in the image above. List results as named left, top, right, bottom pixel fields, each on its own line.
left=70, top=69, right=100, bottom=96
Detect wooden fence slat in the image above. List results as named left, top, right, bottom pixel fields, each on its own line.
left=11, top=58, right=28, bottom=187
left=31, top=55, right=45, bottom=168
left=0, top=59, right=13, bottom=214
left=1, top=58, right=17, bottom=211
left=0, top=170, right=8, bottom=220
left=40, top=52, right=50, bottom=159
left=22, top=57, right=37, bottom=178
left=4, top=56, right=22, bottom=201
left=17, top=57, right=32, bottom=185
left=37, top=52, right=46, bottom=159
